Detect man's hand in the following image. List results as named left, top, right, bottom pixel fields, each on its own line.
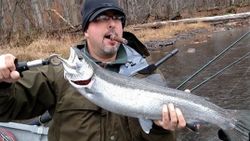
left=154, top=103, right=186, bottom=131
left=0, top=54, right=20, bottom=83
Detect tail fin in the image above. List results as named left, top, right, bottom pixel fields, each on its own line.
left=222, top=110, right=250, bottom=141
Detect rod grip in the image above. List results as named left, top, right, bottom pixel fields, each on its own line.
left=14, top=59, right=28, bottom=77
left=14, top=59, right=50, bottom=76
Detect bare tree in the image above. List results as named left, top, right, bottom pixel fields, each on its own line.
left=0, top=0, right=249, bottom=44
left=0, top=0, right=3, bottom=32
left=31, top=0, right=43, bottom=28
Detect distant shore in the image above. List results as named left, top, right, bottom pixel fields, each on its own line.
left=126, top=12, right=250, bottom=50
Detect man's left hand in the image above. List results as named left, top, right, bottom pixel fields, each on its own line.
left=154, top=103, right=186, bottom=131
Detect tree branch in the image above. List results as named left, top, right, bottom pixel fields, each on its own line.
left=46, top=8, right=76, bottom=29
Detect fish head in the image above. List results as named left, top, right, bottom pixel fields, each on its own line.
left=61, top=48, right=94, bottom=87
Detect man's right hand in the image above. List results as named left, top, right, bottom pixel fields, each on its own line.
left=0, top=54, right=20, bottom=83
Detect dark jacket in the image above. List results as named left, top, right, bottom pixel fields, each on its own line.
left=0, top=42, right=176, bottom=141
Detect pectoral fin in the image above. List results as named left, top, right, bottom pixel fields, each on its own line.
left=186, top=119, right=209, bottom=132
left=139, top=118, right=153, bottom=134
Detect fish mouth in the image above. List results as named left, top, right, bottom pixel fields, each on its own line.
left=66, top=73, right=93, bottom=87
left=71, top=78, right=92, bottom=86
left=64, top=66, right=94, bottom=86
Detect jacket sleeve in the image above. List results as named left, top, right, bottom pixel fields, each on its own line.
left=0, top=65, right=60, bottom=121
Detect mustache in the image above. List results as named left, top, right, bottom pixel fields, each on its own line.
left=104, top=29, right=118, bottom=38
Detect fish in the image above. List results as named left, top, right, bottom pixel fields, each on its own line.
left=59, top=48, right=250, bottom=141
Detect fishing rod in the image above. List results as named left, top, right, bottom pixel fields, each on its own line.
left=15, top=59, right=50, bottom=73
left=227, top=60, right=250, bottom=96
left=137, top=49, right=178, bottom=74
left=15, top=54, right=61, bottom=76
left=176, top=31, right=250, bottom=90
left=190, top=52, right=250, bottom=92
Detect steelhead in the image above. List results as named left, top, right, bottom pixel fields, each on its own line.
left=59, top=48, right=250, bottom=141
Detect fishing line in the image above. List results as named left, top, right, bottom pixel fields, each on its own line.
left=176, top=31, right=250, bottom=90
left=227, top=57, right=250, bottom=96
left=190, top=52, right=250, bottom=92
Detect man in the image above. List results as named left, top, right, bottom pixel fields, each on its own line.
left=0, top=0, right=187, bottom=140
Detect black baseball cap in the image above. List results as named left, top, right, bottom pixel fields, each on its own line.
left=81, top=0, right=126, bottom=31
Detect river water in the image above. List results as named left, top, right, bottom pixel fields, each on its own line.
left=149, top=27, right=250, bottom=141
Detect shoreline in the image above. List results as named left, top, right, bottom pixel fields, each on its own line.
left=128, top=12, right=250, bottom=51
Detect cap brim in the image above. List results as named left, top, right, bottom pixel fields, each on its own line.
left=89, top=7, right=125, bottom=21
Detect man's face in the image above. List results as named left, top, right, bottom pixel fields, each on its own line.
left=85, top=11, right=124, bottom=60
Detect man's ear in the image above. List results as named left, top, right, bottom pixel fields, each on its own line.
left=84, top=31, right=89, bottom=38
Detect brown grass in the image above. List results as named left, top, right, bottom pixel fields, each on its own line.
left=1, top=34, right=82, bottom=61
left=126, top=22, right=211, bottom=42
left=0, top=22, right=211, bottom=60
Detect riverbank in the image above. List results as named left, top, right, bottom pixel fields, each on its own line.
left=127, top=12, right=250, bottom=50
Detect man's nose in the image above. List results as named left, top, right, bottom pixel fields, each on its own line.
left=108, top=19, right=116, bottom=29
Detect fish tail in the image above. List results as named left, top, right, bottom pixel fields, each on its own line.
left=220, top=110, right=250, bottom=141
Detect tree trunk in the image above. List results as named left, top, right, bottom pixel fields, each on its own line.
left=0, top=0, right=249, bottom=37
left=133, top=12, right=250, bottom=29
left=31, top=0, right=43, bottom=28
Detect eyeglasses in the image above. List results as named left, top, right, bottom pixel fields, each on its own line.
left=92, top=15, right=124, bottom=23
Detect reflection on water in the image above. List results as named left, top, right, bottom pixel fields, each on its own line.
left=150, top=27, right=250, bottom=140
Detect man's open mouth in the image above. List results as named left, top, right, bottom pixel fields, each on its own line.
left=104, top=34, right=112, bottom=39
left=104, top=34, right=128, bottom=44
